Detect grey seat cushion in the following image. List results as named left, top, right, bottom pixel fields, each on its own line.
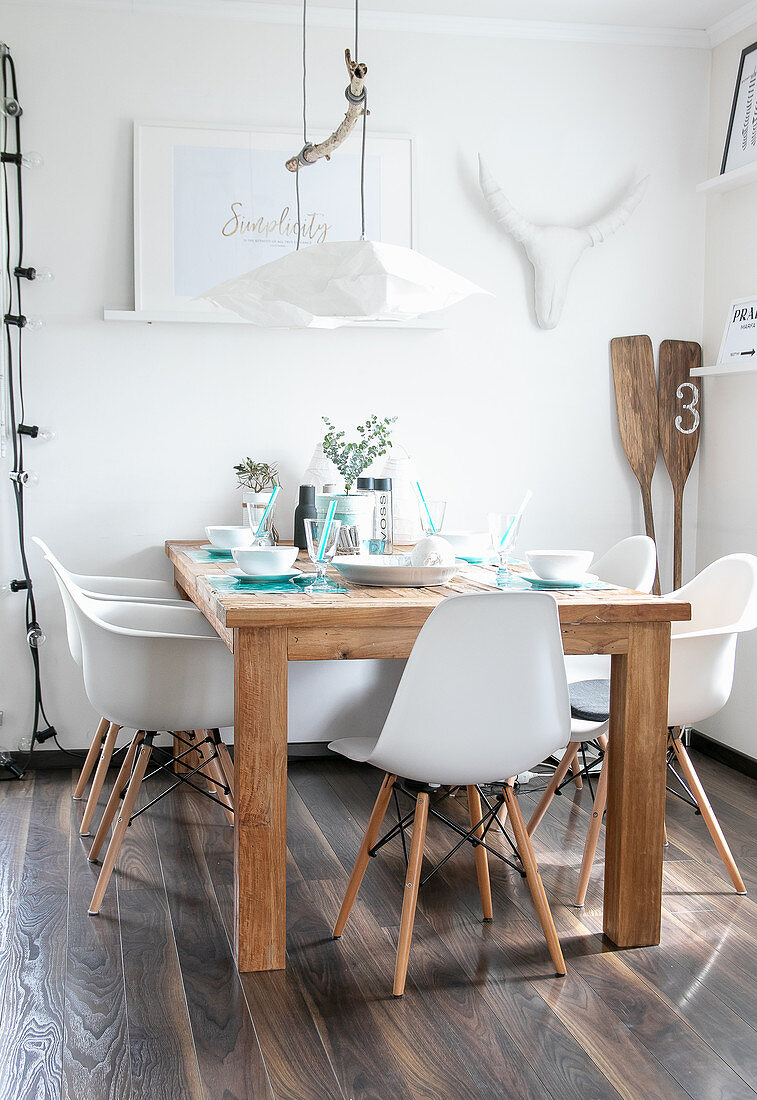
left=569, top=679, right=610, bottom=723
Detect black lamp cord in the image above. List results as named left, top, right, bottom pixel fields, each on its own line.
left=2, top=44, right=66, bottom=779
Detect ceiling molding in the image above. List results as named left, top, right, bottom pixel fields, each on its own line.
left=8, top=0, right=712, bottom=49
left=707, top=1, right=757, bottom=46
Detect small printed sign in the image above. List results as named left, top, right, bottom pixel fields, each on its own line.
left=718, top=297, right=757, bottom=366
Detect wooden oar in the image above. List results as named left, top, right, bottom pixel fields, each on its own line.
left=658, top=340, right=702, bottom=591
left=610, top=335, right=661, bottom=594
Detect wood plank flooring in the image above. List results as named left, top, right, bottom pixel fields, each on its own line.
left=0, top=750, right=755, bottom=1099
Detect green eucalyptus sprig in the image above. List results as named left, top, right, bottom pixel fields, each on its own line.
left=233, top=458, right=279, bottom=493
left=322, top=415, right=396, bottom=494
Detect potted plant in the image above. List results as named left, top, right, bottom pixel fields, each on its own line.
left=233, top=458, right=279, bottom=535
left=319, top=415, right=396, bottom=541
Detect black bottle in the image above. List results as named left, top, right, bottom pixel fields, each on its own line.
left=293, top=484, right=317, bottom=550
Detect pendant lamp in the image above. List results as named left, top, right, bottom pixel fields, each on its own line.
left=202, top=2, right=488, bottom=327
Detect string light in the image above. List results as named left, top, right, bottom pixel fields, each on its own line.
left=1, top=40, right=59, bottom=777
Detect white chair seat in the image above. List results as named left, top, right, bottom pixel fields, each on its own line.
left=569, top=718, right=608, bottom=743
left=329, top=735, right=378, bottom=763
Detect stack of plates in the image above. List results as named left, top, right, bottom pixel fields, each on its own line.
left=333, top=556, right=458, bottom=588
left=520, top=572, right=600, bottom=590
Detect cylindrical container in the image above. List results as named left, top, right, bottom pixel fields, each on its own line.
left=293, top=485, right=317, bottom=550
left=355, top=477, right=377, bottom=553
left=373, top=477, right=393, bottom=554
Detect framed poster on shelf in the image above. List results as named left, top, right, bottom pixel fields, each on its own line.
left=721, top=42, right=757, bottom=174
left=134, top=122, right=413, bottom=312
left=717, top=296, right=757, bottom=366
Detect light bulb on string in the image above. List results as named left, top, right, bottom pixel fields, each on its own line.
left=9, top=470, right=39, bottom=487
left=18, top=424, right=55, bottom=442
left=14, top=266, right=54, bottom=283
left=27, top=622, right=46, bottom=648
left=4, top=314, right=44, bottom=331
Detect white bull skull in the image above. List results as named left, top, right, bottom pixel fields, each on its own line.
left=478, top=155, right=648, bottom=329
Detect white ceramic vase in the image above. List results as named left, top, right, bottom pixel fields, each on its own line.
left=379, top=444, right=423, bottom=544
left=315, top=492, right=375, bottom=547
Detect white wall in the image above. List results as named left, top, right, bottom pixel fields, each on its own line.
left=0, top=1, right=708, bottom=750
left=695, top=22, right=757, bottom=760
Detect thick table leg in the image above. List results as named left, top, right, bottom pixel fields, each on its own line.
left=604, top=621, right=670, bottom=947
left=234, top=626, right=288, bottom=972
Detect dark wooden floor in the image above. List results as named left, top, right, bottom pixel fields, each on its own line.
left=0, top=751, right=756, bottom=1100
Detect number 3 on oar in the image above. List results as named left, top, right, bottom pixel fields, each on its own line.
left=658, top=340, right=702, bottom=591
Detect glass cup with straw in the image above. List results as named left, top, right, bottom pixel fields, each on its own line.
left=416, top=482, right=446, bottom=537
left=247, top=485, right=279, bottom=546
left=488, top=489, right=533, bottom=586
left=304, top=504, right=341, bottom=592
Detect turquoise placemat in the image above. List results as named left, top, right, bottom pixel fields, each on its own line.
left=207, top=575, right=349, bottom=595
left=497, top=575, right=616, bottom=592
left=186, top=548, right=233, bottom=563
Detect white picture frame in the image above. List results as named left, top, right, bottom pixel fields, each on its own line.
left=717, top=296, right=757, bottom=366
left=133, top=122, right=413, bottom=313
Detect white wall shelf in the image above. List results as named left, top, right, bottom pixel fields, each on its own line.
left=103, top=309, right=440, bottom=329
left=696, top=162, right=757, bottom=196
left=691, top=362, right=757, bottom=377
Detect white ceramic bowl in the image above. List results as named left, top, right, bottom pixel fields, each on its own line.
left=231, top=546, right=299, bottom=576
left=205, top=525, right=253, bottom=550
left=525, top=550, right=594, bottom=581
left=442, top=531, right=491, bottom=559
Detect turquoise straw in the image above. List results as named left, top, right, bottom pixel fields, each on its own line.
left=317, top=498, right=338, bottom=562
left=255, top=484, right=280, bottom=537
left=416, top=481, right=436, bottom=534
left=499, top=488, right=533, bottom=549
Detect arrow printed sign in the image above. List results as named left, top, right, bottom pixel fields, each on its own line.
left=718, top=296, right=757, bottom=366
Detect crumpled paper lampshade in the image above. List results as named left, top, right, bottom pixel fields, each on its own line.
left=202, top=239, right=489, bottom=328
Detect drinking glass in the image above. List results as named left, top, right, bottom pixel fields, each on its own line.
left=246, top=502, right=274, bottom=547
left=488, top=512, right=523, bottom=586
left=304, top=518, right=342, bottom=591
left=417, top=499, right=447, bottom=537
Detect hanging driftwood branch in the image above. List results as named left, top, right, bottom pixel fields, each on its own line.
left=285, top=49, right=368, bottom=172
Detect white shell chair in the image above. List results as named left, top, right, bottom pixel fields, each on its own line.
left=531, top=554, right=757, bottom=906
left=528, top=534, right=657, bottom=801
left=329, top=591, right=572, bottom=996
left=33, top=536, right=192, bottom=835
left=44, top=557, right=234, bottom=914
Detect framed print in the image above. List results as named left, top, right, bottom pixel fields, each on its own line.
left=134, top=122, right=413, bottom=312
left=721, top=42, right=757, bottom=174
left=717, top=296, right=757, bottom=366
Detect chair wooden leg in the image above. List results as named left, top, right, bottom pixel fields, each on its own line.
left=467, top=786, right=493, bottom=921
left=575, top=755, right=609, bottom=907
left=207, top=751, right=234, bottom=826
left=527, top=744, right=579, bottom=836
left=505, top=784, right=566, bottom=976
left=79, top=723, right=121, bottom=836
left=194, top=732, right=217, bottom=794
left=671, top=734, right=746, bottom=894
left=88, top=732, right=143, bottom=862
left=496, top=777, right=516, bottom=826
left=215, top=739, right=235, bottom=801
left=393, top=792, right=430, bottom=997
left=89, top=735, right=154, bottom=914
left=73, top=717, right=110, bottom=800
left=570, top=755, right=584, bottom=790
left=334, top=773, right=396, bottom=938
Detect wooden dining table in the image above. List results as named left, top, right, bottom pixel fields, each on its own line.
left=166, top=540, right=691, bottom=973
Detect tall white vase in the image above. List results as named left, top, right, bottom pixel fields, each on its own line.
left=302, top=443, right=340, bottom=492
left=380, top=444, right=423, bottom=544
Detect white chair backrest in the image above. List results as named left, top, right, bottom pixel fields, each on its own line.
left=32, top=535, right=181, bottom=605
left=592, top=535, right=657, bottom=592
left=43, top=555, right=232, bottom=732
left=367, top=592, right=571, bottom=786
left=667, top=554, right=757, bottom=727
left=33, top=537, right=84, bottom=665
